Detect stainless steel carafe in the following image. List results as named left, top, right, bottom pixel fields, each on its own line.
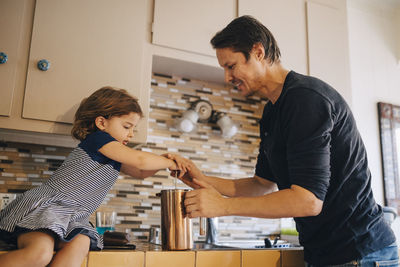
left=160, top=189, right=193, bottom=250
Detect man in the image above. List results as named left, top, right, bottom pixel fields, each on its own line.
left=176, top=16, right=398, bottom=266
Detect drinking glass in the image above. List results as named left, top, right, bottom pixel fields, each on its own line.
left=96, top=211, right=116, bottom=235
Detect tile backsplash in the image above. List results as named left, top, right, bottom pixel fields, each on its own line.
left=0, top=73, right=280, bottom=242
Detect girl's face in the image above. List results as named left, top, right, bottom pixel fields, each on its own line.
left=96, top=112, right=141, bottom=145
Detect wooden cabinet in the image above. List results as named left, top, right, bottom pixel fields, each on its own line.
left=0, top=0, right=149, bottom=144
left=398, top=14, right=400, bottom=63
left=241, top=250, right=281, bottom=267
left=152, top=0, right=236, bottom=56
left=81, top=257, right=87, bottom=267
left=239, top=0, right=351, bottom=104
left=1, top=0, right=352, bottom=145
left=239, top=0, right=308, bottom=75
left=306, top=0, right=352, bottom=104
left=87, top=251, right=144, bottom=267
left=0, top=0, right=25, bottom=117
left=281, top=250, right=304, bottom=267
left=145, top=251, right=195, bottom=267
left=196, top=250, right=241, bottom=267
left=0, top=249, right=307, bottom=266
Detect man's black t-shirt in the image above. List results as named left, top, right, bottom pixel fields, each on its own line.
left=255, top=71, right=395, bottom=266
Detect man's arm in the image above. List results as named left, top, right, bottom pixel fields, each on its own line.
left=223, top=184, right=323, bottom=218
left=184, top=178, right=323, bottom=219
left=178, top=160, right=276, bottom=197
left=176, top=158, right=323, bottom=219
left=199, top=175, right=276, bottom=197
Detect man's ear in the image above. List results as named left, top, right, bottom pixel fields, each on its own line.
left=95, top=116, right=107, bottom=131
left=252, top=43, right=265, bottom=61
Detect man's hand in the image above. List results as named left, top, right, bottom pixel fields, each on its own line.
left=184, top=178, right=228, bottom=218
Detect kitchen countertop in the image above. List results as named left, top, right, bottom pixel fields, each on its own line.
left=0, top=242, right=305, bottom=267
left=0, top=240, right=302, bottom=252
left=92, top=244, right=305, bottom=267
left=103, top=241, right=303, bottom=251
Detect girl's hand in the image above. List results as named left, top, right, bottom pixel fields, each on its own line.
left=168, top=157, right=206, bottom=189
left=162, top=153, right=191, bottom=176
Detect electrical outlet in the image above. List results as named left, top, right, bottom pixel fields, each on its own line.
left=0, top=193, right=17, bottom=210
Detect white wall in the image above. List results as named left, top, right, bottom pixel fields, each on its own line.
left=347, top=0, right=400, bottom=239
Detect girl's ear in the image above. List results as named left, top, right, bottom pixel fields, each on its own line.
left=95, top=116, right=107, bottom=131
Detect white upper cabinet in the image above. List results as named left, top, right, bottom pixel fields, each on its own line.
left=152, top=0, right=237, bottom=57
left=239, top=0, right=308, bottom=75
left=306, top=0, right=352, bottom=104
left=0, top=0, right=25, bottom=117
left=21, top=0, right=148, bottom=142
left=397, top=9, right=400, bottom=63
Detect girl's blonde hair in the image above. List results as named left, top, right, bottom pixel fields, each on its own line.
left=71, top=86, right=143, bottom=140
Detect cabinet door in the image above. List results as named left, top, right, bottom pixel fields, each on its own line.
left=87, top=251, right=144, bottom=267
left=145, top=251, right=195, bottom=267
left=241, top=250, right=281, bottom=267
left=281, top=250, right=304, bottom=267
left=23, top=0, right=148, bottom=142
left=196, top=251, right=240, bottom=267
left=306, top=0, right=352, bottom=104
left=0, top=0, right=25, bottom=117
left=152, top=0, right=236, bottom=56
left=398, top=16, right=400, bottom=62
left=239, top=0, right=308, bottom=75
left=80, top=257, right=87, bottom=267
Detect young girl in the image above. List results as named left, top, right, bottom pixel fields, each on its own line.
left=0, top=87, right=189, bottom=267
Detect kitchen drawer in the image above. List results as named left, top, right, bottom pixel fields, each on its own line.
left=196, top=250, right=240, bottom=267
left=145, top=251, right=195, bottom=267
left=87, top=251, right=144, bottom=267
left=281, top=250, right=304, bottom=267
left=242, top=250, right=281, bottom=267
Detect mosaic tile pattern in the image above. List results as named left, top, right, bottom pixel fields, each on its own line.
left=0, top=73, right=281, bottom=242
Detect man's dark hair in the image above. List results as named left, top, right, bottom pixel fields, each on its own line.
left=210, top=15, right=281, bottom=63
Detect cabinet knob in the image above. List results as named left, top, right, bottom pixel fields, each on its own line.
left=0, top=52, right=8, bottom=64
left=37, top=59, right=50, bottom=71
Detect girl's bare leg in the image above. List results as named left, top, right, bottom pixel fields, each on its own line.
left=49, top=234, right=90, bottom=267
left=0, top=231, right=55, bottom=267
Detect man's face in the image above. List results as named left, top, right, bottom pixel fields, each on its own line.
left=216, top=47, right=264, bottom=97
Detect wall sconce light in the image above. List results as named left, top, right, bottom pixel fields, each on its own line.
left=175, top=109, right=199, bottom=133
left=175, top=100, right=238, bottom=138
left=215, top=113, right=238, bottom=138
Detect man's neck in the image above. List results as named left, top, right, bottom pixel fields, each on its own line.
left=258, top=63, right=290, bottom=104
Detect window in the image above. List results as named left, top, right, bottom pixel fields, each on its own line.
left=378, top=102, right=400, bottom=213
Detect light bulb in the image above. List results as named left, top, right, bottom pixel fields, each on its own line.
left=217, top=115, right=238, bottom=138
left=222, top=124, right=238, bottom=138
left=176, top=110, right=199, bottom=133
left=178, top=118, right=195, bottom=132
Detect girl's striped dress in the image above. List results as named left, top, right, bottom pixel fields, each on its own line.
left=0, top=131, right=121, bottom=250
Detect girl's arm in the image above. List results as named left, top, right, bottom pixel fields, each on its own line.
left=99, top=141, right=177, bottom=170
left=120, top=153, right=191, bottom=179
left=120, top=164, right=159, bottom=179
